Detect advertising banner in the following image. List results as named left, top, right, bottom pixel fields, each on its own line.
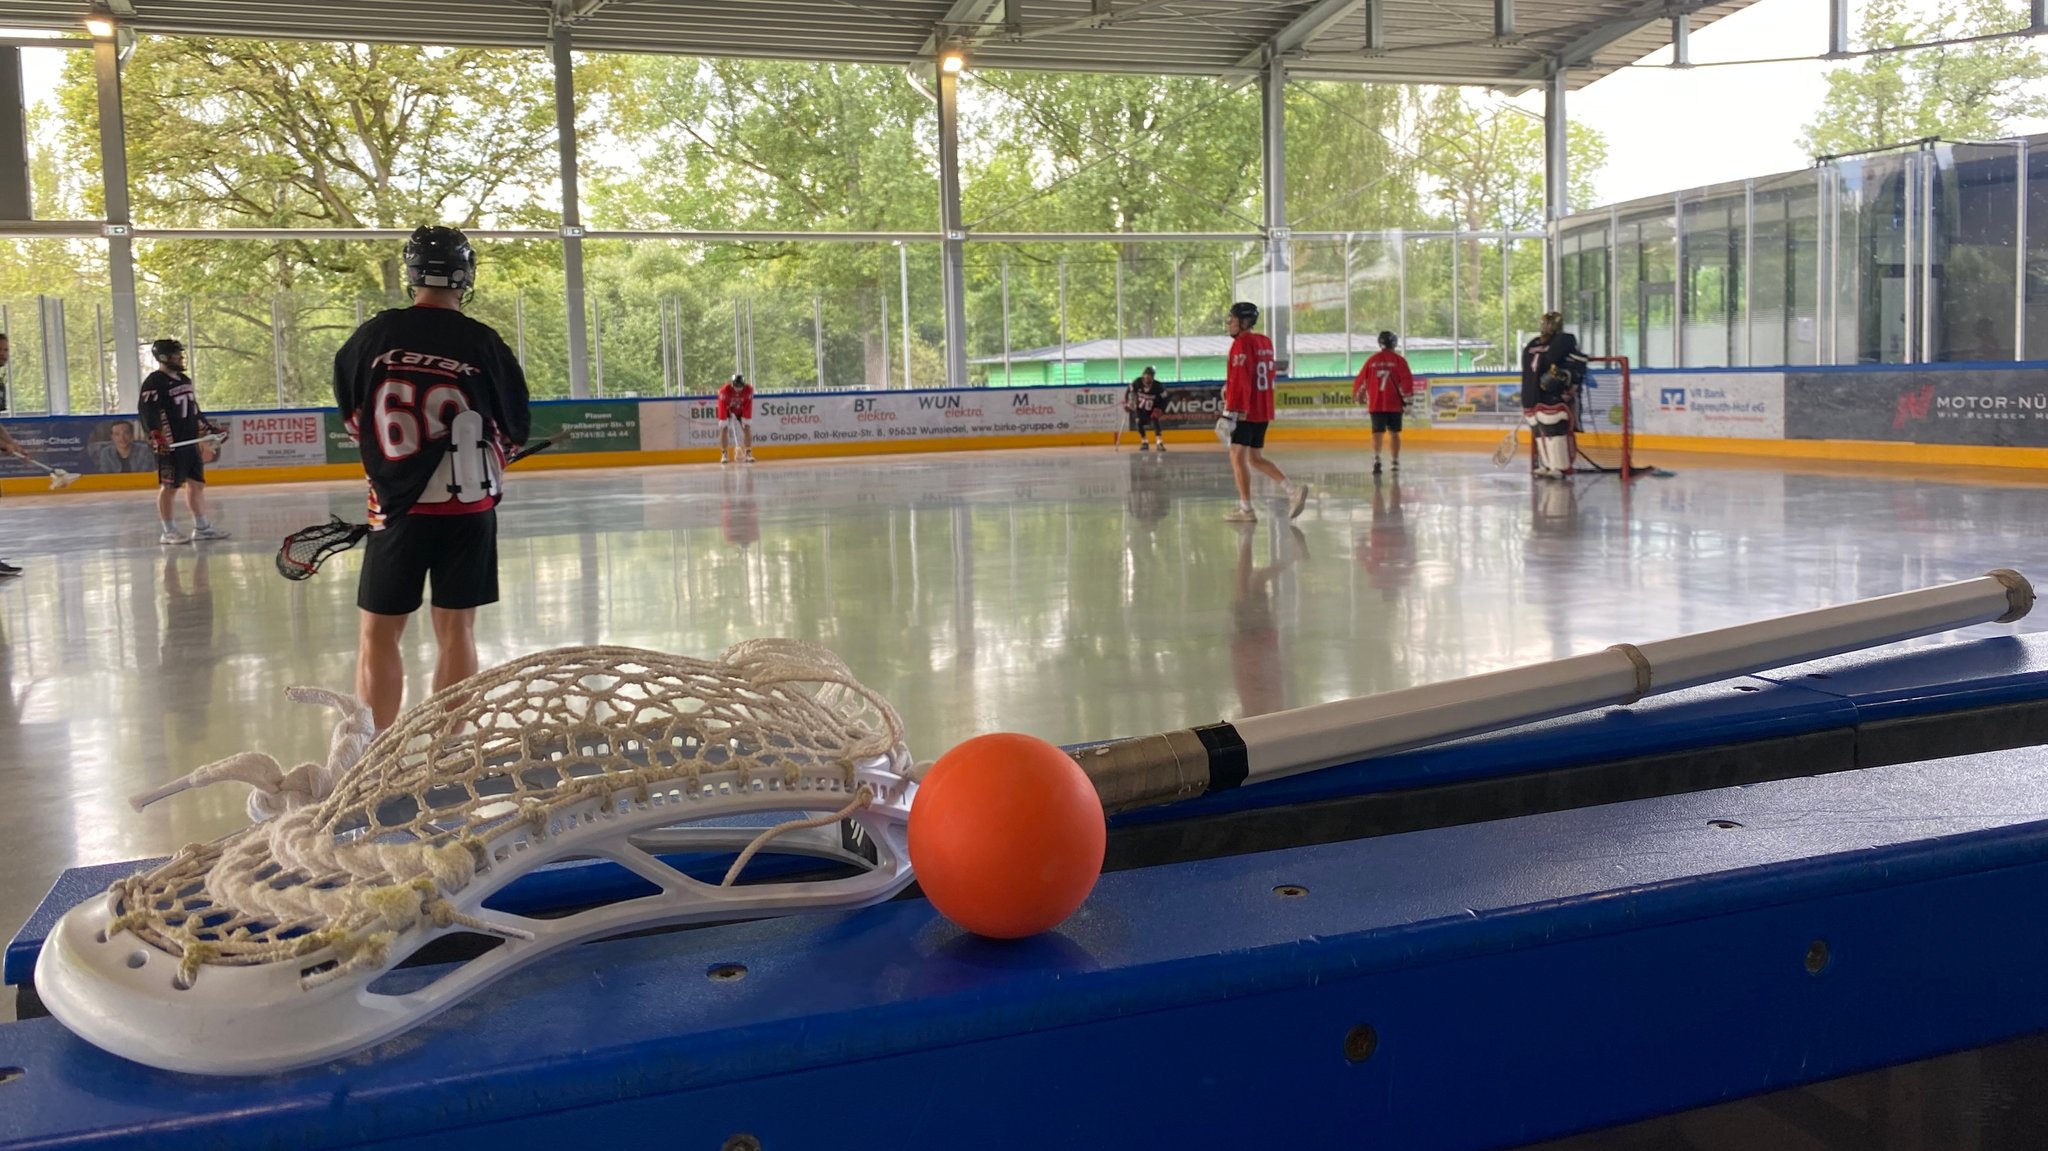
left=1635, top=373, right=1785, bottom=440
left=213, top=412, right=327, bottom=468
left=322, top=400, right=642, bottom=464
left=0, top=415, right=158, bottom=478
left=1787, top=368, right=2048, bottom=447
left=643, top=386, right=1139, bottom=450
left=1422, top=374, right=1523, bottom=427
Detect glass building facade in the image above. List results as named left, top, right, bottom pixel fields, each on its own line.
left=1555, top=137, right=2040, bottom=369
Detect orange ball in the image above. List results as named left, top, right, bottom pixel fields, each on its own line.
left=909, top=732, right=1107, bottom=939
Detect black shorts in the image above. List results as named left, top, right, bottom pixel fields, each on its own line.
left=357, top=509, right=500, bottom=616
left=157, top=446, right=205, bottom=488
left=1128, top=408, right=1161, bottom=430
left=1229, top=419, right=1269, bottom=449
left=1371, top=411, right=1404, bottom=434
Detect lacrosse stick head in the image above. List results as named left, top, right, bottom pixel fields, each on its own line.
left=36, top=641, right=918, bottom=1075
left=276, top=515, right=370, bottom=581
left=1491, top=428, right=1519, bottom=468
left=47, top=468, right=78, bottom=490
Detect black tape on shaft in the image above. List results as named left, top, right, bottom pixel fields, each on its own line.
left=1192, top=722, right=1250, bottom=793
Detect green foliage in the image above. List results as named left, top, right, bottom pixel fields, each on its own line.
left=17, top=40, right=1609, bottom=402
left=1801, top=0, right=2048, bottom=158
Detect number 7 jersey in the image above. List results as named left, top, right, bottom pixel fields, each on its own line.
left=333, top=306, right=532, bottom=526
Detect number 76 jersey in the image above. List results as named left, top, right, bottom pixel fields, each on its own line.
left=333, top=306, right=532, bottom=526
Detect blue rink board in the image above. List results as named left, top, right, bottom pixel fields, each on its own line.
left=9, top=743, right=2048, bottom=1149
left=13, top=633, right=2048, bottom=989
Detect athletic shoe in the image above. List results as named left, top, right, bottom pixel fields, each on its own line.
left=1391, top=459, right=1400, bottom=471
left=0, top=561, right=21, bottom=577
left=1372, top=458, right=1382, bottom=475
left=1138, top=442, right=1150, bottom=452
left=1156, top=442, right=1166, bottom=452
left=1224, top=506, right=1257, bottom=523
left=192, top=526, right=232, bottom=541
left=743, top=451, right=754, bottom=464
left=160, top=531, right=191, bottom=545
left=1287, top=483, right=1310, bottom=521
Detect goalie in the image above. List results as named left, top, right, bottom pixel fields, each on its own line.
left=1521, top=311, right=1586, bottom=480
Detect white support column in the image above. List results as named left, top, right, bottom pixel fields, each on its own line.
left=1673, top=191, right=1686, bottom=366
left=1363, top=0, right=1385, bottom=52
left=1343, top=238, right=1353, bottom=373
left=2018, top=140, right=2030, bottom=361
left=552, top=25, right=592, bottom=399
left=1670, top=13, right=1690, bottom=66
left=935, top=57, right=969, bottom=388
left=815, top=293, right=827, bottom=387
left=92, top=28, right=141, bottom=411
left=1743, top=179, right=1755, bottom=367
left=899, top=243, right=912, bottom=389
left=1828, top=0, right=1850, bottom=57
left=1543, top=66, right=1569, bottom=311
left=1494, top=0, right=1514, bottom=39
left=1261, top=55, right=1292, bottom=373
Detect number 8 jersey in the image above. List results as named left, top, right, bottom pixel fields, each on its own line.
left=333, top=305, right=531, bottom=527
left=1223, top=329, right=1277, bottom=422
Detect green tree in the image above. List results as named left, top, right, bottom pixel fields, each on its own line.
left=1801, top=0, right=2048, bottom=158
left=52, top=38, right=563, bottom=406
left=591, top=57, right=938, bottom=389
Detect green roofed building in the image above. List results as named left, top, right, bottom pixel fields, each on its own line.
left=973, top=334, right=1491, bottom=387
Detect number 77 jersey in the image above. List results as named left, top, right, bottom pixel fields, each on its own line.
left=333, top=305, right=532, bottom=526
left=1223, top=330, right=1277, bottom=423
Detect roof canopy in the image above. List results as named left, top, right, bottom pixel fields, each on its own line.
left=1, top=0, right=1758, bottom=89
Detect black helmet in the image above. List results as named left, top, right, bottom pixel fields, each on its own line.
left=150, top=338, right=184, bottom=361
left=730, top=373, right=747, bottom=386
left=1228, top=301, right=1260, bottom=330
left=402, top=225, right=476, bottom=293
left=1378, top=330, right=1398, bottom=350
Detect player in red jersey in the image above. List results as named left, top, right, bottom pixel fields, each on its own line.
left=1352, top=330, right=1416, bottom=477
left=1216, top=301, right=1308, bottom=523
left=718, top=373, right=754, bottom=465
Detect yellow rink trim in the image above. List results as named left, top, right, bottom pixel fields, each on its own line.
left=6, top=425, right=2044, bottom=497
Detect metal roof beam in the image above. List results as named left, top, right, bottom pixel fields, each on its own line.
left=922, top=0, right=1004, bottom=55
left=1234, top=0, right=1362, bottom=69
left=1512, top=0, right=1709, bottom=81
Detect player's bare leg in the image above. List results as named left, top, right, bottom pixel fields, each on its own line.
left=185, top=481, right=228, bottom=540
left=1371, top=430, right=1385, bottom=474
left=155, top=485, right=182, bottom=542
left=1227, top=444, right=1257, bottom=521
left=1249, top=448, right=1310, bottom=521
left=719, top=423, right=731, bottom=465
left=741, top=421, right=753, bottom=463
left=430, top=606, right=479, bottom=694
left=357, top=610, right=410, bottom=731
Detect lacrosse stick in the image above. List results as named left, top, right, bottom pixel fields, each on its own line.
left=275, top=435, right=557, bottom=581
left=37, top=572, right=2034, bottom=1076
left=14, top=454, right=79, bottom=490
left=1490, top=425, right=1520, bottom=468
left=40, top=640, right=917, bottom=1076
left=166, top=431, right=229, bottom=450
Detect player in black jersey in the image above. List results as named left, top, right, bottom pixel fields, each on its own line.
left=1127, top=366, right=1167, bottom=452
left=333, top=225, right=531, bottom=730
left=139, top=338, right=229, bottom=544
